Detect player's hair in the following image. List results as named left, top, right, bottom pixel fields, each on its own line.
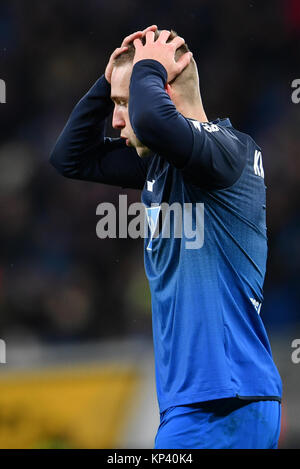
left=114, top=29, right=201, bottom=105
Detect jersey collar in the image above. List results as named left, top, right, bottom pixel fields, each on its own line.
left=212, top=117, right=232, bottom=127
left=189, top=117, right=232, bottom=127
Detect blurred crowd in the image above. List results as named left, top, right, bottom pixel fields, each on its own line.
left=0, top=0, right=299, bottom=345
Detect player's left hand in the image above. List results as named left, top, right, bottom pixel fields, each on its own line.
left=133, top=30, right=192, bottom=83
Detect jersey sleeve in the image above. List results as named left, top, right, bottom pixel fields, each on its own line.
left=129, top=60, right=247, bottom=190
left=181, top=120, right=248, bottom=190
left=50, top=75, right=151, bottom=190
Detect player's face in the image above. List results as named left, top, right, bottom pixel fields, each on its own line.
left=111, top=63, right=151, bottom=158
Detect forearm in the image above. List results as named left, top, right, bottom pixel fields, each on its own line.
left=129, top=60, right=194, bottom=168
left=50, top=75, right=113, bottom=177
left=129, top=60, right=247, bottom=190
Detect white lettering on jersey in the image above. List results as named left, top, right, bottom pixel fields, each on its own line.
left=147, top=179, right=155, bottom=192
left=253, top=150, right=264, bottom=178
left=191, top=121, right=201, bottom=131
left=191, top=121, right=220, bottom=133
left=250, top=297, right=262, bottom=315
left=145, top=205, right=161, bottom=251
left=202, top=123, right=220, bottom=132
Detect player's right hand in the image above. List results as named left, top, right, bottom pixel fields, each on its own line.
left=105, top=25, right=158, bottom=83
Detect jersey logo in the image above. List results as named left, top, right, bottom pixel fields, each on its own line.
left=202, top=123, right=220, bottom=132
left=191, top=121, right=201, bottom=131
left=147, top=179, right=155, bottom=192
left=253, top=150, right=264, bottom=178
left=145, top=205, right=161, bottom=251
left=191, top=121, right=220, bottom=133
left=250, top=297, right=262, bottom=315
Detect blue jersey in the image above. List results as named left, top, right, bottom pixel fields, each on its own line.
left=50, top=59, right=282, bottom=414
left=141, top=118, right=282, bottom=412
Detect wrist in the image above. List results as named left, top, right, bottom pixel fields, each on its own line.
left=132, top=59, right=168, bottom=84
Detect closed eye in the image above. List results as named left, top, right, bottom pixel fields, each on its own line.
left=111, top=96, right=128, bottom=107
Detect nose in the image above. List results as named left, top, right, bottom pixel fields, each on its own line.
left=112, top=106, right=125, bottom=130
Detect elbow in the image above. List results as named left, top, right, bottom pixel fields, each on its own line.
left=49, top=145, right=58, bottom=169
left=130, top=109, right=157, bottom=147
left=49, top=144, right=64, bottom=175
left=49, top=144, right=74, bottom=178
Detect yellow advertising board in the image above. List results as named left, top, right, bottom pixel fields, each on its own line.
left=0, top=364, right=138, bottom=448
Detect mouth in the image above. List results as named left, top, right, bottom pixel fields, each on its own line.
left=121, top=136, right=130, bottom=147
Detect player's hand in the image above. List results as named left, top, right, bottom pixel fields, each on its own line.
left=105, top=25, right=158, bottom=83
left=133, top=30, right=192, bottom=83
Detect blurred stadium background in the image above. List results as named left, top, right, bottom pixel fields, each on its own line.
left=0, top=0, right=299, bottom=448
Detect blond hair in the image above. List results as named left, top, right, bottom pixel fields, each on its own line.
left=114, top=29, right=201, bottom=105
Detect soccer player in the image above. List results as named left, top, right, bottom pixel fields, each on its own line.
left=50, top=25, right=282, bottom=449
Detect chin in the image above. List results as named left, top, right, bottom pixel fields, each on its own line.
left=136, top=146, right=151, bottom=158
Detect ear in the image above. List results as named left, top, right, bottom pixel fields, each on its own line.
left=165, top=83, right=172, bottom=98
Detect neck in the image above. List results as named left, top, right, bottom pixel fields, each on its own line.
left=175, top=97, right=208, bottom=123
left=183, top=107, right=208, bottom=122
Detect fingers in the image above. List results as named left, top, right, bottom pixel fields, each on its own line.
left=133, top=38, right=143, bottom=50
left=121, top=25, right=157, bottom=48
left=170, top=36, right=185, bottom=50
left=105, top=45, right=130, bottom=82
left=156, top=30, right=171, bottom=43
left=141, top=25, right=157, bottom=36
left=176, top=51, right=193, bottom=74
left=121, top=31, right=143, bottom=47
left=145, top=30, right=155, bottom=44
left=112, top=46, right=128, bottom=60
